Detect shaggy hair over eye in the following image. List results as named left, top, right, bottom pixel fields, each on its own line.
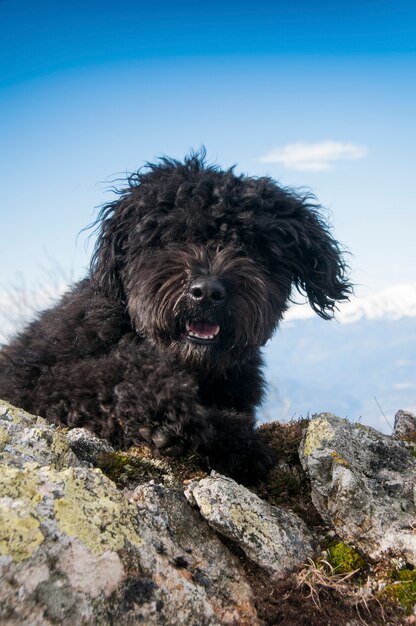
left=0, top=151, right=351, bottom=483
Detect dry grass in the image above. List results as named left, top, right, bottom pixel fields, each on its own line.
left=296, top=558, right=385, bottom=624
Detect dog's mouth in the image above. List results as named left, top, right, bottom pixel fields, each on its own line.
left=185, top=320, right=220, bottom=344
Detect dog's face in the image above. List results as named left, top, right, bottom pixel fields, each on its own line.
left=123, top=241, right=290, bottom=372
left=92, top=155, right=350, bottom=372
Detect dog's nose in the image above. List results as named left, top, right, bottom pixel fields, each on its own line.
left=189, top=277, right=226, bottom=304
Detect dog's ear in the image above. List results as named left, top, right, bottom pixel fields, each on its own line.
left=90, top=197, right=131, bottom=301
left=277, top=196, right=352, bottom=319
left=292, top=201, right=351, bottom=319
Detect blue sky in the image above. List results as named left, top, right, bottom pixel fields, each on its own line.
left=1, top=0, right=416, bottom=300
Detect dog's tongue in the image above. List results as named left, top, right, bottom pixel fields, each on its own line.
left=187, top=321, right=220, bottom=338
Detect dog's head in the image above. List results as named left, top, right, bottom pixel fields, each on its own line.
left=91, top=153, right=351, bottom=371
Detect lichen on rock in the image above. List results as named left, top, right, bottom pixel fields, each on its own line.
left=300, top=412, right=416, bottom=566
left=0, top=464, right=45, bottom=561
left=53, top=467, right=144, bottom=554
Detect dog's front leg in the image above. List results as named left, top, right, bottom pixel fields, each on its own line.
left=113, top=367, right=212, bottom=456
left=114, top=365, right=274, bottom=484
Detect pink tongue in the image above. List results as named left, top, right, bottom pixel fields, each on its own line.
left=190, top=322, right=218, bottom=337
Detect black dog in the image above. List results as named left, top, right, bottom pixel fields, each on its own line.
left=0, top=153, right=350, bottom=481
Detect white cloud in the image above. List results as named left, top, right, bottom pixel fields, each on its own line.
left=259, top=141, right=368, bottom=172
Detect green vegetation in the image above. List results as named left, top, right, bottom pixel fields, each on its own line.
left=380, top=567, right=416, bottom=615
left=326, top=541, right=366, bottom=574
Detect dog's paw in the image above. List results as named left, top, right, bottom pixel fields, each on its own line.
left=138, top=416, right=212, bottom=459
left=151, top=429, right=186, bottom=458
left=135, top=423, right=183, bottom=457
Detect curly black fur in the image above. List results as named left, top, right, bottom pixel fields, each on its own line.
left=0, top=153, right=351, bottom=482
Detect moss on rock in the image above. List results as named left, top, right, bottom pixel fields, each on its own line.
left=380, top=567, right=416, bottom=615
left=96, top=450, right=165, bottom=487
left=257, top=419, right=323, bottom=529
left=326, top=541, right=366, bottom=574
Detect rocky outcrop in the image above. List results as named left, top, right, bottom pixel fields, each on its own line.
left=299, top=412, right=416, bottom=565
left=0, top=401, right=258, bottom=625
left=1, top=400, right=416, bottom=624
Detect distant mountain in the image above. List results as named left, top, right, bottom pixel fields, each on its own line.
left=285, top=283, right=416, bottom=324
left=336, top=283, right=416, bottom=324
left=261, top=284, right=416, bottom=433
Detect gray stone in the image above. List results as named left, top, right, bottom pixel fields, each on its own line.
left=0, top=400, right=81, bottom=469
left=300, top=413, right=416, bottom=565
left=130, top=483, right=259, bottom=625
left=185, top=472, right=316, bottom=578
left=66, top=427, right=115, bottom=464
left=393, top=409, right=416, bottom=441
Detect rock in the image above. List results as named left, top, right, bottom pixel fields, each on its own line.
left=393, top=410, right=416, bottom=442
left=185, top=472, right=316, bottom=579
left=300, top=413, right=416, bottom=565
left=0, top=465, right=258, bottom=625
left=5, top=398, right=413, bottom=623
left=130, top=483, right=258, bottom=625
left=0, top=464, right=143, bottom=625
left=0, top=401, right=258, bottom=625
left=0, top=400, right=81, bottom=469
left=66, top=427, right=115, bottom=465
